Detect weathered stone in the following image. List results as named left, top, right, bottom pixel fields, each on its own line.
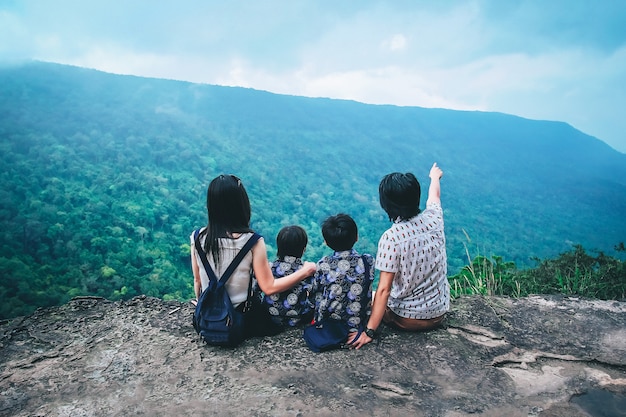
left=1, top=295, right=624, bottom=416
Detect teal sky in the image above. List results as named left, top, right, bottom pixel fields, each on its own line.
left=2, top=0, right=625, bottom=152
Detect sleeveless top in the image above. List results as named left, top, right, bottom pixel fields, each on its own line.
left=191, top=229, right=255, bottom=307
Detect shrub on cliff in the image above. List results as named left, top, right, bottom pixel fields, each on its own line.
left=449, top=243, right=626, bottom=300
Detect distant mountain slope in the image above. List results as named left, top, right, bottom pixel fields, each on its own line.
left=1, top=61, right=625, bottom=318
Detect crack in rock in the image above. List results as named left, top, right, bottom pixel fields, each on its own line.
left=370, top=381, right=412, bottom=396
left=447, top=325, right=508, bottom=347
left=492, top=349, right=581, bottom=368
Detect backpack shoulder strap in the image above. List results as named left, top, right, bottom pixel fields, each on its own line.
left=194, top=229, right=219, bottom=288
left=217, top=233, right=261, bottom=285
left=194, top=230, right=261, bottom=287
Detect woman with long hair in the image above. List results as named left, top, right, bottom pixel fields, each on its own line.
left=191, top=174, right=316, bottom=337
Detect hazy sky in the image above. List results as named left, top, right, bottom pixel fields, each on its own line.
left=2, top=0, right=625, bottom=152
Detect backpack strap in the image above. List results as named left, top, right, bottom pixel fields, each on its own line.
left=194, top=229, right=218, bottom=289
left=218, top=233, right=261, bottom=285
left=194, top=230, right=261, bottom=290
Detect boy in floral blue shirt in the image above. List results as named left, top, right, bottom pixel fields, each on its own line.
left=311, top=214, right=375, bottom=333
left=261, top=225, right=315, bottom=327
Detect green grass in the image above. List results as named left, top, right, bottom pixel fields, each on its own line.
left=448, top=240, right=626, bottom=300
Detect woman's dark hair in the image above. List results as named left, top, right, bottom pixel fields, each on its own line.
left=322, top=213, right=358, bottom=252
left=379, top=172, right=421, bottom=222
left=276, top=225, right=308, bottom=259
left=201, top=174, right=253, bottom=265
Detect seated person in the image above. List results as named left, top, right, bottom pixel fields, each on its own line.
left=260, top=225, right=315, bottom=327
left=311, top=214, right=374, bottom=334
left=349, top=163, right=450, bottom=349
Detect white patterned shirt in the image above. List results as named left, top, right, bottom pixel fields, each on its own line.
left=375, top=202, right=449, bottom=319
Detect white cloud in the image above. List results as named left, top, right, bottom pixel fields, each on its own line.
left=1, top=0, right=625, bottom=152
left=387, top=34, right=407, bottom=51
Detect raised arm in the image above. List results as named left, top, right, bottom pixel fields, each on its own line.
left=426, top=162, right=443, bottom=206
left=252, top=238, right=317, bottom=295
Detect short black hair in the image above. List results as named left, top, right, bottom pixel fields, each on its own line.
left=276, top=225, right=308, bottom=259
left=321, top=213, right=358, bottom=252
left=379, top=172, right=421, bottom=222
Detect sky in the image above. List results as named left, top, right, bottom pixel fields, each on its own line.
left=1, top=0, right=626, bottom=153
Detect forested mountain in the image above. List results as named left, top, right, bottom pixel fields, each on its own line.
left=1, top=61, right=625, bottom=319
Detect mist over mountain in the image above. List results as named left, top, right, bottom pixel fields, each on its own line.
left=1, top=61, right=625, bottom=319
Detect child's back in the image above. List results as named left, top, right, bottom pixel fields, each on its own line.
left=263, top=255, right=314, bottom=326
left=312, top=248, right=374, bottom=331
left=260, top=226, right=314, bottom=327
left=311, top=214, right=374, bottom=332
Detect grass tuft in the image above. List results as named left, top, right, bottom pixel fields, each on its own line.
left=448, top=238, right=625, bottom=300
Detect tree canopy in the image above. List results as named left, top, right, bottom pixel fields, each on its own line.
left=1, top=61, right=625, bottom=319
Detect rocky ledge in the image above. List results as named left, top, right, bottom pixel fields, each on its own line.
left=1, top=295, right=625, bottom=417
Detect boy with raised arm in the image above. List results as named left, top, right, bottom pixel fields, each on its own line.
left=350, top=163, right=449, bottom=348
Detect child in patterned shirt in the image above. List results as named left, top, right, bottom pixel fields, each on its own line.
left=261, top=225, right=315, bottom=327
left=311, top=213, right=375, bottom=334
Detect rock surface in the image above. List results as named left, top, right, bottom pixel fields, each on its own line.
left=1, top=295, right=625, bottom=417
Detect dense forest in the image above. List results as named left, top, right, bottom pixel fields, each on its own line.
left=1, top=61, right=625, bottom=319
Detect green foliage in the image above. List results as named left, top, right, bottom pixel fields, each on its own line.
left=515, top=244, right=626, bottom=300
left=1, top=62, right=625, bottom=319
left=449, top=244, right=626, bottom=300
left=449, top=254, right=519, bottom=298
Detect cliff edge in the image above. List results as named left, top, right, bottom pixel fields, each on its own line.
left=1, top=295, right=625, bottom=417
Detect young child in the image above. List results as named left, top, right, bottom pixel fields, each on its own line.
left=261, top=225, right=315, bottom=327
left=311, top=213, right=375, bottom=333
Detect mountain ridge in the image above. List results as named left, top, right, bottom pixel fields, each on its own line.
left=1, top=61, right=625, bottom=318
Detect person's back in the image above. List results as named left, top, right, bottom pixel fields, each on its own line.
left=377, top=201, right=448, bottom=319
left=192, top=230, right=256, bottom=307
left=348, top=163, right=449, bottom=350
left=261, top=226, right=315, bottom=327
left=311, top=214, right=374, bottom=332
left=375, top=165, right=449, bottom=325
